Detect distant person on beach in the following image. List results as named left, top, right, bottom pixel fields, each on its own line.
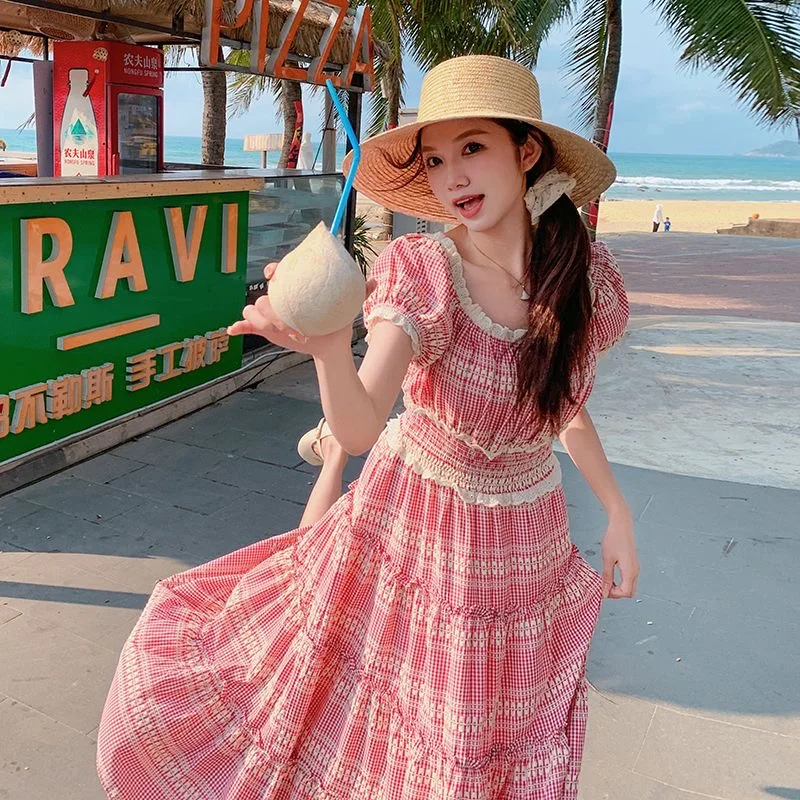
left=664, top=217, right=671, bottom=232
left=653, top=203, right=664, bottom=232
left=98, top=55, right=638, bottom=800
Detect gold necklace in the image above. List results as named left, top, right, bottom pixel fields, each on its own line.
left=469, top=237, right=531, bottom=301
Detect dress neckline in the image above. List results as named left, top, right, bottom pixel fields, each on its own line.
left=427, top=232, right=528, bottom=343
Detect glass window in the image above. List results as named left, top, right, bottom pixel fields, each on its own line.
left=117, top=93, right=159, bottom=174
left=243, top=173, right=346, bottom=354
left=247, top=174, right=344, bottom=285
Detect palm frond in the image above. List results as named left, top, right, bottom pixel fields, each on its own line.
left=654, top=0, right=800, bottom=126
left=18, top=111, right=36, bottom=131
left=367, top=53, right=404, bottom=136
left=405, top=0, right=573, bottom=69
left=562, top=0, right=609, bottom=133
left=226, top=47, right=275, bottom=118
left=350, top=214, right=379, bottom=276
left=163, top=44, right=196, bottom=68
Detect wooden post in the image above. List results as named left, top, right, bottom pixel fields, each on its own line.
left=322, top=93, right=336, bottom=173
left=33, top=60, right=54, bottom=177
left=343, top=83, right=362, bottom=255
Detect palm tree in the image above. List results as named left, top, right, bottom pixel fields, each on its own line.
left=278, top=79, right=304, bottom=168
left=202, top=0, right=800, bottom=239
left=368, top=0, right=577, bottom=135
left=201, top=69, right=228, bottom=165
left=164, top=45, right=229, bottom=167
left=228, top=0, right=573, bottom=158
left=406, top=0, right=800, bottom=236
left=378, top=0, right=800, bottom=237
left=563, top=0, right=800, bottom=236
left=226, top=57, right=306, bottom=169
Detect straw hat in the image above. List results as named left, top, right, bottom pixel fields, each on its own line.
left=343, top=54, right=616, bottom=222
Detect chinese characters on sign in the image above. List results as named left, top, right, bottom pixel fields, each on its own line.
left=1, top=189, right=247, bottom=466
left=63, top=148, right=96, bottom=160
left=126, top=328, right=229, bottom=391
left=122, top=53, right=161, bottom=70
left=0, top=329, right=230, bottom=439
left=121, top=51, right=162, bottom=81
left=1, top=363, right=113, bottom=437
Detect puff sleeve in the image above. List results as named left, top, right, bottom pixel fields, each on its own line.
left=589, top=241, right=630, bottom=354
left=362, top=235, right=453, bottom=367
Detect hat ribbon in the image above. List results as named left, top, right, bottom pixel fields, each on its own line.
left=524, top=169, right=577, bottom=224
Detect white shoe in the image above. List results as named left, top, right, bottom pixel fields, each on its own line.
left=297, top=418, right=334, bottom=466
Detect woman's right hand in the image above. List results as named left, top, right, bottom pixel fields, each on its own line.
left=227, top=262, right=351, bottom=356
left=263, top=262, right=278, bottom=281
left=227, top=260, right=376, bottom=355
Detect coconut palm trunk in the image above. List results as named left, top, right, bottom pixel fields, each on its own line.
left=278, top=79, right=303, bottom=168
left=582, top=0, right=622, bottom=240
left=201, top=69, right=228, bottom=166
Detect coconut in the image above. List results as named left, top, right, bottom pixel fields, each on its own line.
left=267, top=221, right=366, bottom=337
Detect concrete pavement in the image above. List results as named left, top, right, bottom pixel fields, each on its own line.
left=0, top=233, right=798, bottom=800
left=582, top=233, right=800, bottom=491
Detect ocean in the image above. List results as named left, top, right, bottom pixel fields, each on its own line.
left=2, top=128, right=799, bottom=202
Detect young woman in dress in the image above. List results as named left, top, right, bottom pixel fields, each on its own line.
left=97, top=54, right=639, bottom=800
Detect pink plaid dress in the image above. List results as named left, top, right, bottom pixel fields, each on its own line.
left=97, top=233, right=629, bottom=800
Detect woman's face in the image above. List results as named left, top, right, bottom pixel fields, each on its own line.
left=421, top=118, right=540, bottom=232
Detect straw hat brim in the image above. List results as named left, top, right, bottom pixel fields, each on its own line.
left=343, top=112, right=616, bottom=223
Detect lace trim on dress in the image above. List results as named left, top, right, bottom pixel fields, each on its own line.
left=427, top=232, right=528, bottom=343
left=364, top=304, right=421, bottom=355
left=382, top=418, right=561, bottom=507
left=426, top=234, right=619, bottom=351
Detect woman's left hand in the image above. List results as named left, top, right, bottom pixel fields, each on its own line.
left=601, top=507, right=639, bottom=599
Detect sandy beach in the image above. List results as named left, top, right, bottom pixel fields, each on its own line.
left=356, top=197, right=800, bottom=235
left=597, top=199, right=800, bottom=234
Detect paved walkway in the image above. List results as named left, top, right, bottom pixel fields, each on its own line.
left=607, top=232, right=800, bottom=323
left=1, top=233, right=798, bottom=799
left=586, top=233, right=800, bottom=491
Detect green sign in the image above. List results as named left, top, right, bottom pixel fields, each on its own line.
left=0, top=191, right=248, bottom=465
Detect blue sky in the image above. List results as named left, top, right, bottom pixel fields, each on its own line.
left=2, top=0, right=794, bottom=155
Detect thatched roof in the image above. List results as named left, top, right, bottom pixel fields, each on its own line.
left=0, top=30, right=41, bottom=57
left=0, top=0, right=134, bottom=44
left=0, top=0, right=378, bottom=67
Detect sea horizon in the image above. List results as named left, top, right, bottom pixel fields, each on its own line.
left=2, top=127, right=799, bottom=202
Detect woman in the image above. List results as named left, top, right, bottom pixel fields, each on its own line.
left=97, top=55, right=639, bottom=799
left=653, top=203, right=664, bottom=232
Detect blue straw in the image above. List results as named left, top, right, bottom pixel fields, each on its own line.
left=326, top=79, right=361, bottom=238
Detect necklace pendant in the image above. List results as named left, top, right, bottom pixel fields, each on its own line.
left=521, top=288, right=530, bottom=301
